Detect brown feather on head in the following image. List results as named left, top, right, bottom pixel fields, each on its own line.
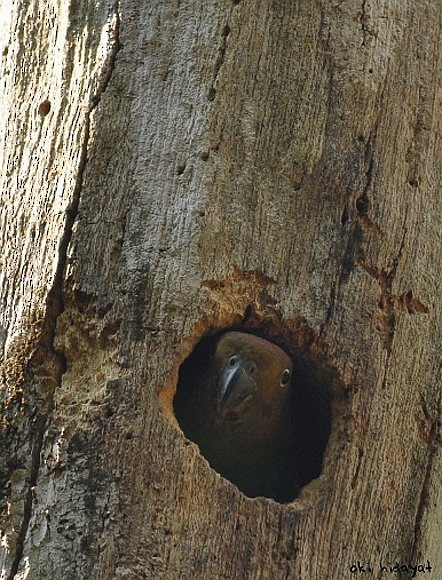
left=211, top=331, right=293, bottom=435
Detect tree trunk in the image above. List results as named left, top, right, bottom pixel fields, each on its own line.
left=1, top=1, right=440, bottom=579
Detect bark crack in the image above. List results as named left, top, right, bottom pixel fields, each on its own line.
left=7, top=5, right=121, bottom=578
left=207, top=22, right=231, bottom=102
left=411, top=386, right=442, bottom=559
left=351, top=447, right=364, bottom=489
left=319, top=109, right=379, bottom=339
left=360, top=0, right=369, bottom=46
left=360, top=264, right=396, bottom=353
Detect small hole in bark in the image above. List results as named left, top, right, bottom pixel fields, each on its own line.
left=200, top=151, right=210, bottom=161
left=176, top=164, right=186, bottom=175
left=341, top=206, right=349, bottom=226
left=173, top=317, right=335, bottom=504
left=38, top=99, right=51, bottom=117
left=207, top=88, right=216, bottom=101
left=2, top=46, right=8, bottom=56
left=355, top=194, right=369, bottom=216
left=408, top=178, right=419, bottom=188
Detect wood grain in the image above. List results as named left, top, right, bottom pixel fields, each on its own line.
left=1, top=1, right=440, bottom=578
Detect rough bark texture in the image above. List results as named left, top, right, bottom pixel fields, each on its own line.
left=1, top=1, right=441, bottom=579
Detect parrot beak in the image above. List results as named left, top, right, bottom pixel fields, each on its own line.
left=216, top=358, right=256, bottom=419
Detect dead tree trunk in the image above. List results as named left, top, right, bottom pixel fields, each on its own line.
left=1, top=1, right=440, bottom=578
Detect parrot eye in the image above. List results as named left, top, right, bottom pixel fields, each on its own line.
left=280, top=369, right=291, bottom=387
left=228, top=355, right=238, bottom=367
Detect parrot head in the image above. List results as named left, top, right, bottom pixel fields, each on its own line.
left=211, top=331, right=293, bottom=427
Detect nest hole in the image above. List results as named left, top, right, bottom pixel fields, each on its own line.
left=173, top=321, right=334, bottom=504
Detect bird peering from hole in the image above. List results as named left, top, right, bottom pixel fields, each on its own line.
left=174, top=331, right=299, bottom=502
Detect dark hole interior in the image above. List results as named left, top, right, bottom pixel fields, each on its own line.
left=173, top=328, right=333, bottom=503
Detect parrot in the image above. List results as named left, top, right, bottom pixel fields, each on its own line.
left=174, top=331, right=299, bottom=502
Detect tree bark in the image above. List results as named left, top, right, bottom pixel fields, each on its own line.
left=1, top=1, right=440, bottom=579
